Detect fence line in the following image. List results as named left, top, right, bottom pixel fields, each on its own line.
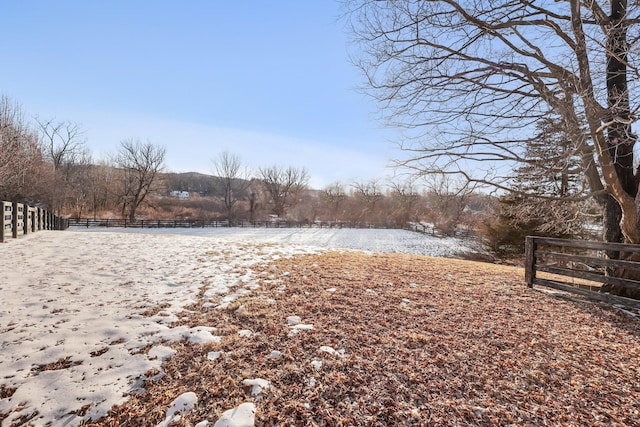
left=0, top=201, right=69, bottom=243
left=524, top=236, right=640, bottom=308
left=406, top=221, right=479, bottom=240
left=68, top=218, right=230, bottom=229
left=67, top=218, right=485, bottom=242
left=67, top=218, right=409, bottom=230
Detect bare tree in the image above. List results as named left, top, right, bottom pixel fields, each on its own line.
left=351, top=179, right=384, bottom=222
left=114, top=139, right=166, bottom=220
left=423, top=174, right=475, bottom=236
left=36, top=118, right=89, bottom=214
left=320, top=181, right=348, bottom=221
left=212, top=150, right=251, bottom=221
left=64, top=149, right=94, bottom=218
left=0, top=95, right=44, bottom=202
left=37, top=119, right=85, bottom=171
left=258, top=165, right=309, bottom=217
left=346, top=1, right=640, bottom=245
left=85, top=162, right=118, bottom=220
left=388, top=178, right=421, bottom=226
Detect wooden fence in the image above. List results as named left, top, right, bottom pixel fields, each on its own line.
left=524, top=236, right=640, bottom=309
left=68, top=218, right=230, bottom=228
left=67, top=218, right=407, bottom=230
left=0, top=201, right=69, bottom=243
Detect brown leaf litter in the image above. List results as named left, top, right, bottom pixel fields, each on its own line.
left=85, top=252, right=640, bottom=426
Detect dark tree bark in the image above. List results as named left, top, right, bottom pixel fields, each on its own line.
left=605, top=0, right=637, bottom=244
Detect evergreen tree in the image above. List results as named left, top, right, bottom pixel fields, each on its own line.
left=486, top=117, right=599, bottom=256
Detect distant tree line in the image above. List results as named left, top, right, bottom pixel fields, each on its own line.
left=0, top=94, right=601, bottom=258
left=0, top=95, right=167, bottom=220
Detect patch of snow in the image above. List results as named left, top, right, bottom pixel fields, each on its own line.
left=269, top=350, right=282, bottom=359
left=242, top=378, right=271, bottom=396
left=288, top=324, right=314, bottom=337
left=213, top=402, right=256, bottom=427
left=187, top=329, right=222, bottom=344
left=318, top=346, right=347, bottom=359
left=149, top=345, right=177, bottom=361
left=286, top=315, right=302, bottom=325
left=207, top=351, right=223, bottom=361
left=157, top=391, right=198, bottom=427
left=310, top=358, right=323, bottom=370
left=319, top=345, right=337, bottom=356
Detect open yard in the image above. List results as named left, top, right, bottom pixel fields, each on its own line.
left=1, top=229, right=639, bottom=426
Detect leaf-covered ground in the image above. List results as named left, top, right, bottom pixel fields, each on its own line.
left=88, top=252, right=640, bottom=426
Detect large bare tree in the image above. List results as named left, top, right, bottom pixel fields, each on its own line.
left=36, top=118, right=89, bottom=214
left=346, top=0, right=640, bottom=244
left=212, top=150, right=251, bottom=221
left=114, top=139, right=166, bottom=220
left=258, top=165, right=309, bottom=217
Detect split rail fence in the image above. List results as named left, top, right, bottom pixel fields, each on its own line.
left=525, top=236, right=640, bottom=309
left=0, top=201, right=69, bottom=243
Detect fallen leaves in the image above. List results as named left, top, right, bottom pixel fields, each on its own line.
left=30, top=356, right=82, bottom=373
left=86, top=251, right=640, bottom=426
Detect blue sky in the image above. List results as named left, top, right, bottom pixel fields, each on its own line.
left=1, top=1, right=398, bottom=188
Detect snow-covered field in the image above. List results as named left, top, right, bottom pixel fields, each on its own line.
left=0, top=228, right=477, bottom=426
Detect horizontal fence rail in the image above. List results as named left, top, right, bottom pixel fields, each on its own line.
left=68, top=218, right=230, bottom=229
left=525, top=236, right=640, bottom=309
left=0, top=201, right=68, bottom=243
left=67, top=218, right=409, bottom=230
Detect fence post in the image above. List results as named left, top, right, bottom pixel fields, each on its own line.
left=12, top=202, right=24, bottom=238
left=524, top=236, right=536, bottom=288
left=24, top=206, right=30, bottom=235
left=0, top=201, right=11, bottom=242
left=30, top=207, right=35, bottom=232
left=22, top=205, right=31, bottom=234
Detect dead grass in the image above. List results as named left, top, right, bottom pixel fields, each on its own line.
left=87, top=252, right=640, bottom=426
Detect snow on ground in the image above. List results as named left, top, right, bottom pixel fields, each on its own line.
left=0, top=228, right=477, bottom=426
left=76, top=226, right=476, bottom=258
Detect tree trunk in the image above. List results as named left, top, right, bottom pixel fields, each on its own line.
left=604, top=0, right=640, bottom=298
